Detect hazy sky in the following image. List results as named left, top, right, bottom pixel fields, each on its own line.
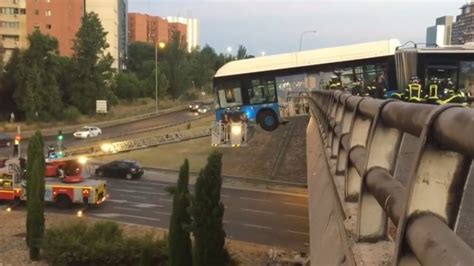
left=129, top=0, right=468, bottom=55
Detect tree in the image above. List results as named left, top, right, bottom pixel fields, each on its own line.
left=127, top=42, right=155, bottom=80
left=189, top=45, right=217, bottom=91
left=190, top=151, right=226, bottom=266
left=14, top=31, right=63, bottom=121
left=168, top=159, right=193, bottom=266
left=236, top=45, right=248, bottom=60
left=162, top=31, right=191, bottom=99
left=113, top=72, right=141, bottom=101
left=70, top=12, right=115, bottom=114
left=0, top=48, right=21, bottom=117
left=26, top=131, right=45, bottom=260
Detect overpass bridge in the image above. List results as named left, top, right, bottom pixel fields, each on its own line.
left=304, top=91, right=474, bottom=265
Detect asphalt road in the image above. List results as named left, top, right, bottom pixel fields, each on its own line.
left=0, top=109, right=199, bottom=157
left=85, top=171, right=309, bottom=251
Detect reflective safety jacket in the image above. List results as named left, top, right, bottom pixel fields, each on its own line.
left=426, top=84, right=441, bottom=100
left=437, top=89, right=468, bottom=106
left=329, top=82, right=342, bottom=90
left=407, top=84, right=423, bottom=102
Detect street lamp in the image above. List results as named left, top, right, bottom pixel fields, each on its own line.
left=155, top=41, right=166, bottom=113
left=299, top=30, right=317, bottom=51
left=261, top=51, right=266, bottom=56
left=226, top=46, right=232, bottom=54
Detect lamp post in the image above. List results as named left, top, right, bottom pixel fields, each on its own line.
left=261, top=51, right=266, bottom=56
left=155, top=41, right=166, bottom=113
left=299, top=30, right=317, bottom=51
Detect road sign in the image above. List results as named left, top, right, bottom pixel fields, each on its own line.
left=96, top=100, right=108, bottom=114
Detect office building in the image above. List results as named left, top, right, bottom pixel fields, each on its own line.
left=166, top=16, right=199, bottom=51
left=426, top=16, right=454, bottom=46
left=0, top=0, right=27, bottom=64
left=452, top=2, right=474, bottom=44
left=86, top=0, right=128, bottom=70
left=26, top=0, right=84, bottom=57
left=128, top=13, right=188, bottom=46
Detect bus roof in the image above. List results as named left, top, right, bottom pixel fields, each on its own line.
left=215, top=39, right=401, bottom=78
left=396, top=45, right=474, bottom=54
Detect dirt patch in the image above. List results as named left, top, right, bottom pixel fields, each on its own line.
left=0, top=211, right=284, bottom=266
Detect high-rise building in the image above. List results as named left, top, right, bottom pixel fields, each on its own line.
left=168, top=22, right=187, bottom=42
left=0, top=0, right=27, bottom=64
left=26, top=0, right=84, bottom=57
left=166, top=16, right=199, bottom=52
left=86, top=0, right=128, bottom=70
left=426, top=16, right=454, bottom=47
left=452, top=2, right=474, bottom=44
left=128, top=13, right=187, bottom=46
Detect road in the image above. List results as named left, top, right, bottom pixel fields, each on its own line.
left=0, top=109, right=199, bottom=157
left=85, top=171, right=309, bottom=251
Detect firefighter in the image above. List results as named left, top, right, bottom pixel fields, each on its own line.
left=425, top=77, right=442, bottom=104
left=57, top=165, right=65, bottom=180
left=327, top=75, right=342, bottom=90
left=351, top=78, right=366, bottom=96
left=406, top=76, right=424, bottom=103
left=371, top=73, right=387, bottom=99
left=47, top=145, right=56, bottom=159
left=437, top=78, right=468, bottom=106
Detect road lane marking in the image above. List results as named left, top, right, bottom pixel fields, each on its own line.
left=153, top=211, right=171, bottom=216
left=285, top=230, right=309, bottom=236
left=240, top=208, right=274, bottom=215
left=243, top=224, right=272, bottom=230
left=284, top=214, right=308, bottom=220
left=113, top=206, right=140, bottom=212
left=133, top=203, right=164, bottom=208
left=92, top=213, right=161, bottom=222
left=111, top=188, right=166, bottom=196
left=239, top=197, right=270, bottom=203
left=284, top=202, right=307, bottom=207
left=221, top=194, right=231, bottom=198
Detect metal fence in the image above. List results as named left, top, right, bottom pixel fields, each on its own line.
left=306, top=90, right=474, bottom=265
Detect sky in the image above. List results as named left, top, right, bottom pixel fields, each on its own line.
left=129, top=0, right=468, bottom=55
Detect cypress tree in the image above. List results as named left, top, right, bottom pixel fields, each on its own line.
left=168, top=159, right=192, bottom=266
left=191, top=151, right=226, bottom=266
left=26, top=131, right=45, bottom=260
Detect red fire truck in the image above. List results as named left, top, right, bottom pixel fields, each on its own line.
left=0, top=157, right=108, bottom=209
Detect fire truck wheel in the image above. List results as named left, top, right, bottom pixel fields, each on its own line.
left=126, top=173, right=133, bottom=180
left=55, top=195, right=72, bottom=209
left=257, top=109, right=279, bottom=132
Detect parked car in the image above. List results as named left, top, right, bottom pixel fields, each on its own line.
left=197, top=105, right=211, bottom=114
left=73, top=126, right=102, bottom=139
left=95, top=160, right=144, bottom=180
left=0, top=133, right=12, bottom=148
left=189, top=102, right=203, bottom=112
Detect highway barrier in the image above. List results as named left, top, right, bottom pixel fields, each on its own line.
left=306, top=90, right=474, bottom=265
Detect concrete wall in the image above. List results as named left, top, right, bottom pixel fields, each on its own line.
left=306, top=117, right=354, bottom=265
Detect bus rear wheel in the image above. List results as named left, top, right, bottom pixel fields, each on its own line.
left=258, top=110, right=279, bottom=131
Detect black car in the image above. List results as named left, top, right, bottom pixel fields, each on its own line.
left=0, top=133, right=13, bottom=148
left=95, top=160, right=144, bottom=180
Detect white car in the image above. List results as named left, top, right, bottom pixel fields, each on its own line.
left=73, top=126, right=102, bottom=139
left=197, top=105, right=211, bottom=114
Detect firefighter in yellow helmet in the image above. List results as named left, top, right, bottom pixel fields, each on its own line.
left=437, top=78, right=468, bottom=106
left=327, top=75, right=342, bottom=90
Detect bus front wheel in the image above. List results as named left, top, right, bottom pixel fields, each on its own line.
left=258, top=110, right=279, bottom=131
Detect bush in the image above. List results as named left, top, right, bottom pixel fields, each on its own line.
left=61, top=106, right=82, bottom=122
left=42, top=221, right=168, bottom=265
left=179, top=91, right=198, bottom=102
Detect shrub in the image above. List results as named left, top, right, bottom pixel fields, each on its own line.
left=42, top=221, right=168, bottom=265
left=61, top=106, right=82, bottom=122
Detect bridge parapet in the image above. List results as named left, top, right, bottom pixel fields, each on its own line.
left=307, top=91, right=474, bottom=265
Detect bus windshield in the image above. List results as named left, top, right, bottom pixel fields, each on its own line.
left=216, top=80, right=243, bottom=108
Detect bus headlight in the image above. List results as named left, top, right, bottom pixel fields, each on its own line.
left=231, top=124, right=242, bottom=136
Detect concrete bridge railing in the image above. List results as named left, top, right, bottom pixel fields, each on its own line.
left=307, top=90, right=474, bottom=265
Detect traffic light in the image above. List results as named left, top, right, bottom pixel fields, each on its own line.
left=14, top=135, right=21, bottom=145
left=58, top=130, right=63, bottom=141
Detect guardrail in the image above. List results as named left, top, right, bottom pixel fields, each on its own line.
left=64, top=113, right=212, bottom=157
left=306, top=90, right=474, bottom=265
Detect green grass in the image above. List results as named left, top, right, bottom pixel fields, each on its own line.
left=102, top=137, right=213, bottom=173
